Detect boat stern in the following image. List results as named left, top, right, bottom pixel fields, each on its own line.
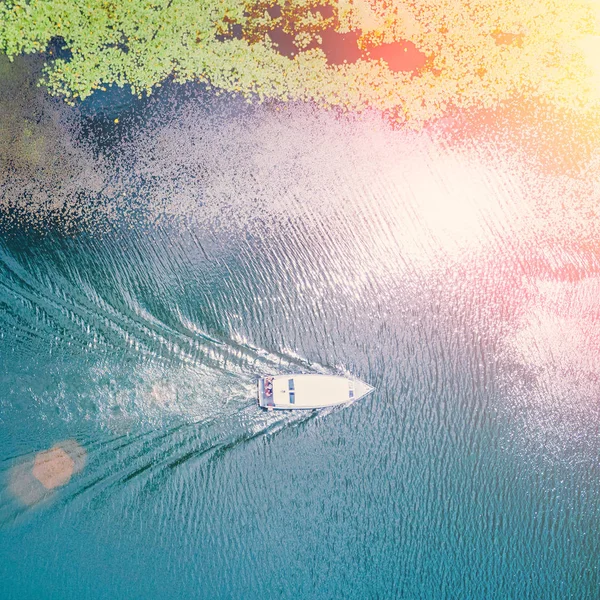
left=257, top=376, right=275, bottom=409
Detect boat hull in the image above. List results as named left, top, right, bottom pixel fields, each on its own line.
left=258, top=374, right=373, bottom=410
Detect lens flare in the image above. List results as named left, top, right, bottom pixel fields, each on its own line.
left=7, top=440, right=87, bottom=507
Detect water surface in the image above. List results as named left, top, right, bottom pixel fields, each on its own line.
left=1, top=62, right=600, bottom=599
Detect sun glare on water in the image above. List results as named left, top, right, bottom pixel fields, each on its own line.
left=377, top=150, right=524, bottom=265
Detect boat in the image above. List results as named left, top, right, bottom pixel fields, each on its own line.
left=257, top=374, right=374, bottom=410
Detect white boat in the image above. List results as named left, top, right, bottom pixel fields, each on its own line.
left=258, top=374, right=374, bottom=410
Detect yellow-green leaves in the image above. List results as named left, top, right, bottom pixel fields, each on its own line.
left=0, top=0, right=598, bottom=122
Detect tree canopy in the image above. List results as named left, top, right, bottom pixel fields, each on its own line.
left=0, top=0, right=598, bottom=123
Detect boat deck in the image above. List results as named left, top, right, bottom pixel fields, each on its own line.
left=258, top=373, right=374, bottom=410
left=258, top=376, right=275, bottom=408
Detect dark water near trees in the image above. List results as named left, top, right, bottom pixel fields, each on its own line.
left=2, top=59, right=600, bottom=598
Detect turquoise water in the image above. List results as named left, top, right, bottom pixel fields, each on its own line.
left=2, top=66, right=600, bottom=598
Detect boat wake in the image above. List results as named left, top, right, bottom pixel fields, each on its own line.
left=0, top=229, right=340, bottom=526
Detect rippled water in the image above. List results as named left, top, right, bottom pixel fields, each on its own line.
left=2, top=60, right=600, bottom=598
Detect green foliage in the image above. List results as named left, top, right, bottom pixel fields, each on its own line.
left=0, top=0, right=597, bottom=122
